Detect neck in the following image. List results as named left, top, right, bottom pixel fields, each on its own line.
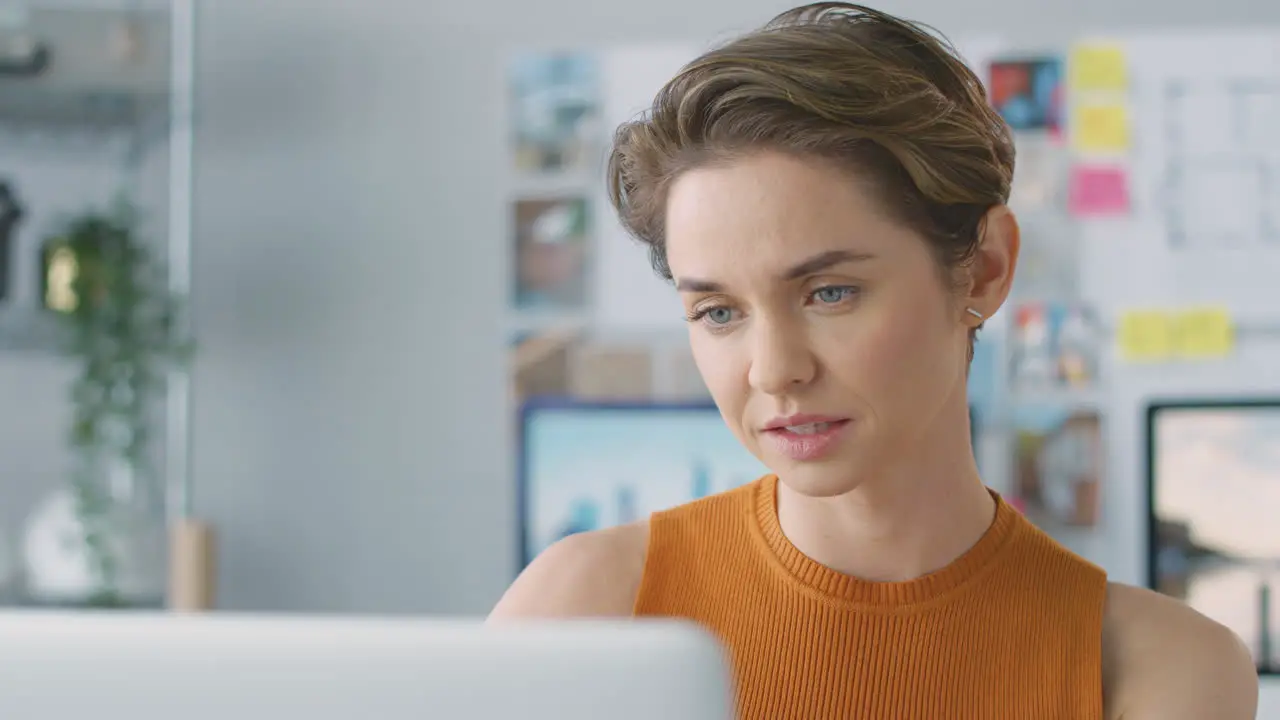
left=774, top=400, right=995, bottom=583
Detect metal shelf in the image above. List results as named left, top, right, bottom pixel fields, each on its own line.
left=0, top=86, right=168, bottom=132
left=0, top=86, right=171, bottom=165
left=0, top=305, right=67, bottom=354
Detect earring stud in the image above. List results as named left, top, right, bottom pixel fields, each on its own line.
left=966, top=307, right=984, bottom=320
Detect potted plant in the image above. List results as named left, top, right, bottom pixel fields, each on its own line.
left=22, top=197, right=191, bottom=608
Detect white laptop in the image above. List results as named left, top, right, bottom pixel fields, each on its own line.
left=0, top=612, right=734, bottom=720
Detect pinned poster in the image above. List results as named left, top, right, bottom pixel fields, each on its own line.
left=1072, top=102, right=1130, bottom=152
left=988, top=57, right=1063, bottom=133
left=1117, top=310, right=1174, bottom=362
left=1068, top=164, right=1130, bottom=216
left=1173, top=307, right=1234, bottom=359
left=1069, top=43, right=1128, bottom=93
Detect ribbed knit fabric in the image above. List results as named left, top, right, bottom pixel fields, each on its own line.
left=634, top=475, right=1108, bottom=720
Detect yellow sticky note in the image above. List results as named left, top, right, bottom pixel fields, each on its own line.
left=1118, top=311, right=1174, bottom=362
left=1070, top=44, right=1128, bottom=92
left=1073, top=103, right=1130, bottom=152
left=1174, top=307, right=1234, bottom=359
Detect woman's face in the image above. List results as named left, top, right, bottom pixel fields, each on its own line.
left=664, top=151, right=1013, bottom=497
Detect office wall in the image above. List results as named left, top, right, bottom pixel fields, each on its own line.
left=187, top=0, right=1280, bottom=615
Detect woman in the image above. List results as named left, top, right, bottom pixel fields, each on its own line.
left=490, top=4, right=1258, bottom=718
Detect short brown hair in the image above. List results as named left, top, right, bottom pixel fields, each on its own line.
left=606, top=2, right=1015, bottom=349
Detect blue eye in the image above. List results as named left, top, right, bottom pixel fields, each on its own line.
left=706, top=307, right=734, bottom=325
left=685, top=304, right=738, bottom=328
left=813, top=286, right=857, bottom=304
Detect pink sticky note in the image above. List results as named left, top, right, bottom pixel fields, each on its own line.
left=1068, top=164, right=1130, bottom=217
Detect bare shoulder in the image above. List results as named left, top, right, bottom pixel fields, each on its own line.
left=486, top=521, right=650, bottom=621
left=1102, top=581, right=1258, bottom=720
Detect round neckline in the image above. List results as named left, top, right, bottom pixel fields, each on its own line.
left=751, top=474, right=1021, bottom=609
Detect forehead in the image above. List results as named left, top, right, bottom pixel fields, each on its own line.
left=664, top=151, right=927, bottom=280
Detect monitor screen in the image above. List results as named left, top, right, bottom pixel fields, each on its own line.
left=518, top=399, right=981, bottom=570
left=1147, top=399, right=1280, bottom=673
left=518, top=400, right=767, bottom=569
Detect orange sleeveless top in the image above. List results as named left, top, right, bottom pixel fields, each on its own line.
left=634, top=475, right=1107, bottom=720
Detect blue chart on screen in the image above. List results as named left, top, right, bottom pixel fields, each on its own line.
left=518, top=399, right=768, bottom=567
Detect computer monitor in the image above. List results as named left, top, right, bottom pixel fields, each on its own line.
left=1146, top=398, right=1280, bottom=674
left=518, top=398, right=767, bottom=569
left=0, top=612, right=734, bottom=720
left=517, top=397, right=981, bottom=569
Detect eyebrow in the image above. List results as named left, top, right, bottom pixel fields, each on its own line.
left=674, top=249, right=875, bottom=293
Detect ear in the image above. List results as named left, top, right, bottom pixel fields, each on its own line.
left=962, top=205, right=1020, bottom=323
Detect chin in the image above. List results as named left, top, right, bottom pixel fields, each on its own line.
left=771, top=460, right=870, bottom=499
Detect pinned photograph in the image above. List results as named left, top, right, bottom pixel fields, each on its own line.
left=508, top=51, right=601, bottom=174
left=1009, top=302, right=1101, bottom=389
left=512, top=197, right=590, bottom=310
left=989, top=57, right=1064, bottom=134
left=1012, top=404, right=1102, bottom=528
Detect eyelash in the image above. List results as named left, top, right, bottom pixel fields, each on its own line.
left=684, top=285, right=861, bottom=328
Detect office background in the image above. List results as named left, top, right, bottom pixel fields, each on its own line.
left=0, top=0, right=1275, bottom=628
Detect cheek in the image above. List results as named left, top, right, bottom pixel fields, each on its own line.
left=827, top=291, right=959, bottom=409
left=689, top=331, right=752, bottom=427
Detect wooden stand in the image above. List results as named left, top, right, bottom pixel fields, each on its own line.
left=167, top=518, right=216, bottom=612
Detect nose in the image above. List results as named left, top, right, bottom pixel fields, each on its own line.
left=747, top=315, right=816, bottom=396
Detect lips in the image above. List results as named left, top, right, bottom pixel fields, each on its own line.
left=773, top=421, right=841, bottom=435
left=763, top=414, right=850, bottom=431
left=760, top=415, right=852, bottom=462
